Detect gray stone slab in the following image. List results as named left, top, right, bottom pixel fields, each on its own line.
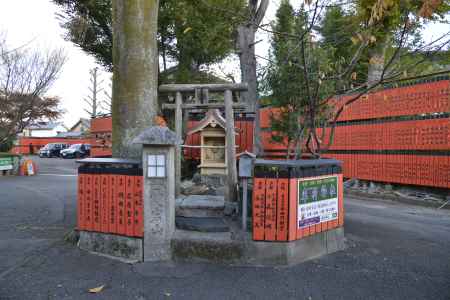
left=171, top=230, right=242, bottom=262
left=176, top=195, right=225, bottom=218
left=78, top=231, right=143, bottom=261
left=177, top=195, right=225, bottom=209
left=175, top=217, right=229, bottom=232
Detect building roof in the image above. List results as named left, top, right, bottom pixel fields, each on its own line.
left=56, top=132, right=85, bottom=138
left=27, top=121, right=66, bottom=131
left=69, top=118, right=91, bottom=132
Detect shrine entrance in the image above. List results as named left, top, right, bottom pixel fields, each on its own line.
left=159, top=83, right=248, bottom=202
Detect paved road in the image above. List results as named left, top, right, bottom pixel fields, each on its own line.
left=0, top=157, right=449, bottom=300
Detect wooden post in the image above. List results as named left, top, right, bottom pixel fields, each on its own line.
left=175, top=92, right=182, bottom=196
left=224, top=89, right=238, bottom=202
left=194, top=88, right=201, bottom=103
left=202, top=89, right=209, bottom=104
left=242, top=177, right=248, bottom=230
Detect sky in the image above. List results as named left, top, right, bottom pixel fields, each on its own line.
left=0, top=0, right=107, bottom=128
left=0, top=0, right=448, bottom=128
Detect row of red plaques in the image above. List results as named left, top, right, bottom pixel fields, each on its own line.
left=77, top=174, right=144, bottom=237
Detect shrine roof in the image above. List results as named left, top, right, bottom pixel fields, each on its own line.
left=187, top=109, right=228, bottom=135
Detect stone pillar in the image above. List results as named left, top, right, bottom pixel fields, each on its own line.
left=133, top=126, right=180, bottom=261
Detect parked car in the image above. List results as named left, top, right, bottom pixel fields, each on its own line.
left=60, top=144, right=91, bottom=159
left=39, top=143, right=69, bottom=158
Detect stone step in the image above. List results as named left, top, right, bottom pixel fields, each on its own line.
left=176, top=195, right=225, bottom=218
left=175, top=217, right=230, bottom=233
left=172, top=229, right=243, bottom=262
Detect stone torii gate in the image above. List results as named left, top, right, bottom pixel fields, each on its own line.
left=159, top=83, right=248, bottom=202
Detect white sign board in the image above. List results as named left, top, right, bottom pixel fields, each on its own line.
left=298, top=175, right=338, bottom=228
left=0, top=157, right=13, bottom=171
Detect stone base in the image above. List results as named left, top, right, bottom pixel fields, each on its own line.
left=244, top=227, right=345, bottom=266
left=197, top=174, right=227, bottom=189
left=78, top=227, right=344, bottom=266
left=78, top=231, right=143, bottom=262
left=171, top=227, right=345, bottom=266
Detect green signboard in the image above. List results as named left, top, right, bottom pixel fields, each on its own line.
left=0, top=157, right=14, bottom=171
left=298, top=175, right=338, bottom=228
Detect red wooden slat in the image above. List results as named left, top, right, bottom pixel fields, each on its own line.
left=109, top=175, right=117, bottom=234
left=264, top=178, right=278, bottom=241
left=276, top=178, right=289, bottom=241
left=77, top=174, right=85, bottom=230
left=252, top=177, right=266, bottom=241
left=133, top=176, right=144, bottom=237
left=125, top=176, right=135, bottom=237
left=100, top=174, right=110, bottom=233
left=117, top=175, right=126, bottom=235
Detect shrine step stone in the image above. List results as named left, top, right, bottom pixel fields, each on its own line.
left=172, top=229, right=243, bottom=262
left=175, top=217, right=230, bottom=233
left=176, top=195, right=225, bottom=218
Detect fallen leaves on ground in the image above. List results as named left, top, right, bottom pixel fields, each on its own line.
left=89, top=285, right=105, bottom=293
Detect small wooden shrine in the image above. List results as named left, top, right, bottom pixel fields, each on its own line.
left=187, top=109, right=233, bottom=175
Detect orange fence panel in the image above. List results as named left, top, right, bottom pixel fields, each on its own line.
left=77, top=174, right=85, bottom=230
left=125, top=176, right=135, bottom=237
left=264, top=178, right=278, bottom=241
left=100, top=174, right=110, bottom=233
left=276, top=178, right=289, bottom=241
left=252, top=178, right=266, bottom=241
left=133, top=176, right=144, bottom=237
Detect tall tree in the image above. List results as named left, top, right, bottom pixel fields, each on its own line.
left=0, top=35, right=66, bottom=146
left=236, top=0, right=269, bottom=155
left=265, top=2, right=333, bottom=158
left=83, top=67, right=104, bottom=118
left=355, top=0, right=450, bottom=83
left=53, top=0, right=245, bottom=80
left=159, top=0, right=245, bottom=82
left=263, top=0, right=450, bottom=158
left=319, top=6, right=369, bottom=90
left=112, top=0, right=159, bottom=158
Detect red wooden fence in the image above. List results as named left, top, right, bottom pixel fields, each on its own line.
left=84, top=77, right=449, bottom=189
left=330, top=79, right=449, bottom=121
left=259, top=77, right=450, bottom=189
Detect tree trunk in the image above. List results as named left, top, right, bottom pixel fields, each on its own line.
left=236, top=0, right=269, bottom=157
left=237, top=25, right=263, bottom=156
left=112, top=0, right=159, bottom=159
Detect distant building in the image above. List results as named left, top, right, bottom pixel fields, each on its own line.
left=21, top=121, right=68, bottom=138
left=55, top=118, right=91, bottom=138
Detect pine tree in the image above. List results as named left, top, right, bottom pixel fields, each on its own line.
left=265, top=2, right=331, bottom=158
